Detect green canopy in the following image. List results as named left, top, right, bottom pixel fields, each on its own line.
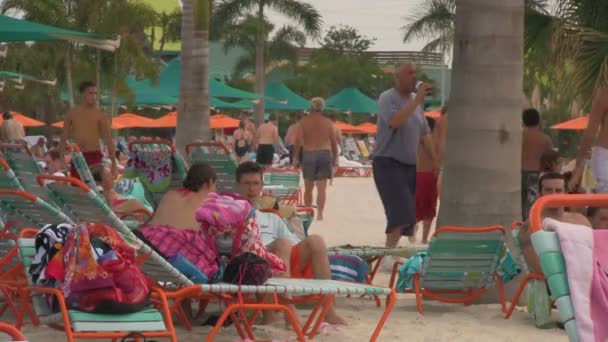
left=264, top=82, right=310, bottom=111
left=0, top=15, right=120, bottom=51
left=326, top=87, right=378, bottom=114
left=211, top=98, right=253, bottom=109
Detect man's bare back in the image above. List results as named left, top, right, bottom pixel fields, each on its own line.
left=1, top=116, right=25, bottom=142
left=417, top=133, right=437, bottom=172
left=147, top=190, right=207, bottom=230
left=299, top=115, right=334, bottom=151
left=257, top=122, right=279, bottom=145
left=284, top=122, right=300, bottom=146
left=522, top=128, right=553, bottom=171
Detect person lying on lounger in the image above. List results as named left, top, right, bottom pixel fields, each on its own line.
left=91, top=165, right=150, bottom=215
left=518, top=172, right=591, bottom=273
left=235, top=161, right=346, bottom=325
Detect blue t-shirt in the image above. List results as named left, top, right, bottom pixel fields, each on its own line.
left=372, top=88, right=429, bottom=165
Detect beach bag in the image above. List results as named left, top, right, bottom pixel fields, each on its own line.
left=223, top=252, right=272, bottom=285
left=329, top=255, right=369, bottom=283
left=63, top=223, right=151, bottom=314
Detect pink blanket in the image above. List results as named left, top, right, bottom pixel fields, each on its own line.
left=543, top=218, right=608, bottom=342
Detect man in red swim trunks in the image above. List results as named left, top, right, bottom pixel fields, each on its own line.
left=60, top=81, right=116, bottom=180
left=413, top=117, right=440, bottom=244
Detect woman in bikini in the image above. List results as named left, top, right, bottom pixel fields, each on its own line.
left=233, top=121, right=253, bottom=163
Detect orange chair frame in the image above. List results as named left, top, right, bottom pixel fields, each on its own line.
left=0, top=322, right=26, bottom=340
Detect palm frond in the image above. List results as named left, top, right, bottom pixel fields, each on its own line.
left=266, top=0, right=323, bottom=38
left=213, top=0, right=259, bottom=27
left=569, top=29, right=608, bottom=102
left=272, top=25, right=306, bottom=47
left=233, top=54, right=256, bottom=78
left=421, top=33, right=453, bottom=53
left=401, top=0, right=455, bottom=45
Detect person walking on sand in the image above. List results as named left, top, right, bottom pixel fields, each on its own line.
left=412, top=116, right=440, bottom=244
left=59, top=81, right=116, bottom=180
left=575, top=88, right=608, bottom=193
left=294, top=98, right=338, bottom=220
left=372, top=63, right=438, bottom=255
left=256, top=116, right=280, bottom=167
left=521, top=108, right=553, bottom=220
left=284, top=112, right=303, bottom=165
left=241, top=112, right=257, bottom=151
left=233, top=121, right=253, bottom=163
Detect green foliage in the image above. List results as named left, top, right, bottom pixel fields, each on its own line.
left=320, top=25, right=376, bottom=54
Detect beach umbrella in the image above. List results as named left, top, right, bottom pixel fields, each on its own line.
left=335, top=120, right=366, bottom=134
left=51, top=119, right=126, bottom=130
left=112, top=113, right=159, bottom=129
left=551, top=115, right=589, bottom=130
left=211, top=97, right=253, bottom=109
left=0, top=112, right=45, bottom=127
left=357, top=122, right=377, bottom=135
left=210, top=114, right=240, bottom=129
left=326, top=88, right=378, bottom=114
left=0, top=15, right=120, bottom=51
left=264, top=82, right=310, bottom=111
left=424, top=110, right=442, bottom=119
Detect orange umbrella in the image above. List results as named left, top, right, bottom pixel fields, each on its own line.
left=424, top=110, right=441, bottom=119
left=152, top=111, right=177, bottom=128
left=0, top=112, right=45, bottom=127
left=211, top=114, right=240, bottom=129
left=52, top=119, right=127, bottom=129
left=113, top=113, right=159, bottom=128
left=357, top=122, right=377, bottom=135
left=335, top=120, right=366, bottom=134
left=551, top=115, right=589, bottom=130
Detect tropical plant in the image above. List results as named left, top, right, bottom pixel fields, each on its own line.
left=221, top=14, right=306, bottom=79
left=213, top=0, right=322, bottom=125
left=175, top=0, right=212, bottom=154
left=151, top=8, right=182, bottom=57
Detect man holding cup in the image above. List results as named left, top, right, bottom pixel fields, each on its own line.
left=372, top=63, right=439, bottom=256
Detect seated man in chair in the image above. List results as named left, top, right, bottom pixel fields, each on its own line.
left=236, top=161, right=346, bottom=325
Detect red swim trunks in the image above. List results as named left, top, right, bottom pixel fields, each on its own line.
left=415, top=172, right=438, bottom=222
left=290, top=243, right=313, bottom=279
left=70, top=150, right=103, bottom=180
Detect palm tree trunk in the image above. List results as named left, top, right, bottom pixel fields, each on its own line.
left=176, top=0, right=211, bottom=154
left=437, top=0, right=524, bottom=304
left=253, top=4, right=266, bottom=126
left=65, top=43, right=75, bottom=108
left=438, top=0, right=524, bottom=228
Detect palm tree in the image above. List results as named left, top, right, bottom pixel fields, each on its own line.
left=213, top=0, right=322, bottom=125
left=175, top=0, right=212, bottom=154
left=153, top=8, right=182, bottom=58
left=437, top=0, right=524, bottom=228
left=221, top=14, right=306, bottom=79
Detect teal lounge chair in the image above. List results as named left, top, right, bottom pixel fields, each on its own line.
left=186, top=141, right=239, bottom=193
left=263, top=168, right=301, bottom=206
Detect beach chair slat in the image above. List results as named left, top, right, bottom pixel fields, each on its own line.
left=428, top=253, right=498, bottom=260
left=564, top=320, right=579, bottom=342
left=433, top=232, right=504, bottom=241
left=545, top=273, right=570, bottom=298
left=429, top=240, right=502, bottom=253
left=539, top=252, right=566, bottom=276
left=531, top=231, right=562, bottom=255
left=555, top=296, right=575, bottom=322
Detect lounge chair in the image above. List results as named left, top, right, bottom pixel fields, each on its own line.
left=35, top=175, right=144, bottom=231
left=0, top=143, right=57, bottom=205
left=17, top=236, right=178, bottom=342
left=263, top=168, right=301, bottom=206
left=126, top=140, right=188, bottom=208
left=392, top=225, right=508, bottom=314
left=528, top=194, right=608, bottom=342
left=0, top=157, right=22, bottom=190
left=0, top=322, right=26, bottom=341
left=67, top=144, right=100, bottom=193
left=186, top=141, right=239, bottom=193
left=0, top=189, right=74, bottom=231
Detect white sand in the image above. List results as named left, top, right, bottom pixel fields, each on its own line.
left=18, top=177, right=567, bottom=341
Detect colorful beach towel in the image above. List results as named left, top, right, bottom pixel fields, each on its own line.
left=124, top=150, right=173, bottom=192
left=196, top=193, right=286, bottom=275
left=544, top=218, right=608, bottom=342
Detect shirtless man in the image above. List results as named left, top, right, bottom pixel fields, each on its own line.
left=0, top=111, right=25, bottom=143
left=521, top=108, right=553, bottom=220
left=576, top=88, right=608, bottom=193
left=413, top=117, right=440, bottom=244
left=241, top=112, right=257, bottom=150
left=294, top=98, right=339, bottom=220
left=233, top=121, right=253, bottom=163
left=518, top=172, right=591, bottom=274
left=60, top=81, right=116, bottom=179
left=284, top=112, right=303, bottom=165
left=256, top=116, right=280, bottom=167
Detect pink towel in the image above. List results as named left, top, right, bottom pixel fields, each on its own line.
left=591, top=230, right=608, bottom=341
left=543, top=218, right=603, bottom=342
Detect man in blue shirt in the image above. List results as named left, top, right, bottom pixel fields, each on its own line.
left=373, top=63, right=439, bottom=249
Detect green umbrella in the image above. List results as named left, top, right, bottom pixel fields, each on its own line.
left=326, top=87, right=378, bottom=114
left=211, top=98, right=253, bottom=109
left=0, top=15, right=120, bottom=51
left=264, top=82, right=310, bottom=111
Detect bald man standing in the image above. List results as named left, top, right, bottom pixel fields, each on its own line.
left=372, top=63, right=438, bottom=255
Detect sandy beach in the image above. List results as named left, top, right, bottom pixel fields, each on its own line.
left=17, top=177, right=567, bottom=341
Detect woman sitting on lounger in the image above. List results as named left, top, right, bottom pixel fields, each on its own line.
left=91, top=165, right=149, bottom=215
left=145, top=163, right=217, bottom=230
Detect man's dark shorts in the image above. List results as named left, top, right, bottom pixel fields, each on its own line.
left=302, top=150, right=332, bottom=181
left=372, top=157, right=416, bottom=236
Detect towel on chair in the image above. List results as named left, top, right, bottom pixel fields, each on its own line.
left=543, top=218, right=608, bottom=342
left=124, top=150, right=173, bottom=192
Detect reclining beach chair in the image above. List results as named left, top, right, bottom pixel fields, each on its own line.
left=528, top=194, right=608, bottom=342
left=391, top=225, right=508, bottom=315
left=0, top=157, right=22, bottom=191
left=35, top=175, right=147, bottom=231
left=0, top=143, right=57, bottom=205
left=125, top=140, right=188, bottom=208
left=17, top=236, right=178, bottom=342
left=186, top=141, right=239, bottom=193
left=0, top=189, right=74, bottom=232
left=67, top=144, right=100, bottom=193
left=263, top=168, right=301, bottom=206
